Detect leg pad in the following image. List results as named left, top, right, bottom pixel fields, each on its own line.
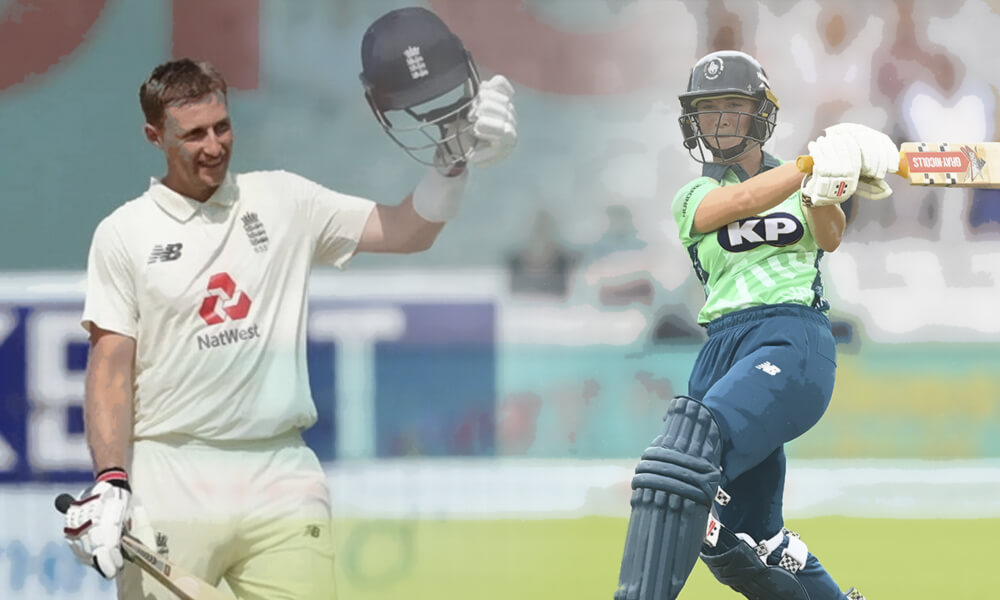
left=615, top=396, right=722, bottom=600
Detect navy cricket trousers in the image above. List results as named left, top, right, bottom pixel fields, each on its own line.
left=688, top=303, right=844, bottom=599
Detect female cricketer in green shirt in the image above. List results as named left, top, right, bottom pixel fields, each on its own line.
left=614, top=50, right=898, bottom=600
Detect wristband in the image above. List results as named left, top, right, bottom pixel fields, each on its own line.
left=96, top=467, right=131, bottom=492
left=412, top=166, right=468, bottom=222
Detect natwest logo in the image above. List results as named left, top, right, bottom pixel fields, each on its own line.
left=199, top=273, right=252, bottom=325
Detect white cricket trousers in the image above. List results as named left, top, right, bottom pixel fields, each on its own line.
left=118, top=430, right=337, bottom=599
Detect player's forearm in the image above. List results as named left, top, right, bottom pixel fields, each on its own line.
left=694, top=163, right=803, bottom=233
left=391, top=165, right=466, bottom=252
left=84, top=335, right=135, bottom=473
left=404, top=194, right=448, bottom=251
left=803, top=203, right=846, bottom=252
left=383, top=195, right=447, bottom=253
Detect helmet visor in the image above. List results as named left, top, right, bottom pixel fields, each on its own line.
left=374, top=78, right=479, bottom=171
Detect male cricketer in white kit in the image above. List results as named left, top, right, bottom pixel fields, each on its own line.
left=60, top=8, right=517, bottom=599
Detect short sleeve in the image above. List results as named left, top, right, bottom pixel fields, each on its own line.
left=285, top=173, right=375, bottom=268
left=81, top=218, right=138, bottom=337
left=672, top=177, right=719, bottom=247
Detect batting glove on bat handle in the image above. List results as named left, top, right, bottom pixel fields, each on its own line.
left=824, top=123, right=900, bottom=179
left=798, top=152, right=910, bottom=178
left=58, top=468, right=132, bottom=579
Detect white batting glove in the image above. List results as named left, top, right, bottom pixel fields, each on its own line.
left=825, top=122, right=899, bottom=179
left=801, top=133, right=861, bottom=207
left=824, top=123, right=898, bottom=200
left=854, top=176, right=894, bottom=201
left=467, top=75, right=517, bottom=167
left=63, top=469, right=132, bottom=579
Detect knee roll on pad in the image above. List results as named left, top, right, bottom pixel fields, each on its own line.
left=700, top=527, right=810, bottom=600
left=615, top=396, right=722, bottom=600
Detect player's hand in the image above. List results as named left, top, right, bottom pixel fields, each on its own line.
left=825, top=122, right=899, bottom=180
left=63, top=469, right=132, bottom=579
left=854, top=175, right=894, bottom=201
left=467, top=74, right=517, bottom=167
left=800, top=133, right=861, bottom=207
left=824, top=123, right=897, bottom=200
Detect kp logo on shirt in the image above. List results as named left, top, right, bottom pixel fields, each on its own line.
left=199, top=273, right=251, bottom=325
left=717, top=212, right=804, bottom=252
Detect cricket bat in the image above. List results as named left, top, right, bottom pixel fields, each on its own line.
left=55, top=493, right=234, bottom=600
left=797, top=142, right=1000, bottom=188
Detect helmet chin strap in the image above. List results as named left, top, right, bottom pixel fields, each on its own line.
left=706, top=138, right=766, bottom=164
left=709, top=138, right=751, bottom=161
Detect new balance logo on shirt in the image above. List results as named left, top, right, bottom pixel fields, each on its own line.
left=755, top=361, right=782, bottom=376
left=147, top=243, right=183, bottom=264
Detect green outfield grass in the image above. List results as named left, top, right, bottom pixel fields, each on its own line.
left=332, top=516, right=995, bottom=599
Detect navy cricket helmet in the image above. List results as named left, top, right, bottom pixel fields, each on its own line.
left=360, top=7, right=480, bottom=171
left=678, top=50, right=780, bottom=163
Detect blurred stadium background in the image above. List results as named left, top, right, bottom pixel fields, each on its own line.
left=2, top=0, right=1000, bottom=598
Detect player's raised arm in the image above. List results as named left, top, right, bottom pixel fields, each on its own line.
left=354, top=8, right=517, bottom=255
left=690, top=124, right=867, bottom=237
left=692, top=161, right=804, bottom=233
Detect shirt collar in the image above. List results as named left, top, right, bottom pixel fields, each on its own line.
left=701, top=151, right=782, bottom=182
left=148, top=173, right=237, bottom=222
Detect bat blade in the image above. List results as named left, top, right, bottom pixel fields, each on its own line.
left=898, top=142, right=1000, bottom=188
left=797, top=141, right=1000, bottom=188
left=121, top=535, right=234, bottom=600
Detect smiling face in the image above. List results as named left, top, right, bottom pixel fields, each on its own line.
left=692, top=96, right=757, bottom=150
left=144, top=91, right=233, bottom=201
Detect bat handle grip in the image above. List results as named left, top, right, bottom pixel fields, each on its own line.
left=896, top=151, right=910, bottom=177
left=796, top=151, right=910, bottom=177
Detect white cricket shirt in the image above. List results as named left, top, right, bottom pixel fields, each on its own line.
left=82, top=171, right=375, bottom=441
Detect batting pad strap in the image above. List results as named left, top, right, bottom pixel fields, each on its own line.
left=781, top=533, right=808, bottom=573
left=632, top=446, right=721, bottom=504
left=412, top=166, right=468, bottom=222
left=741, top=528, right=809, bottom=574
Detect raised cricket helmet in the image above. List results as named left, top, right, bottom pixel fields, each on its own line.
left=360, top=7, right=480, bottom=171
left=678, top=50, right=780, bottom=163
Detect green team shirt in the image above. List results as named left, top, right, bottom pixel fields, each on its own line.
left=672, top=152, right=830, bottom=325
